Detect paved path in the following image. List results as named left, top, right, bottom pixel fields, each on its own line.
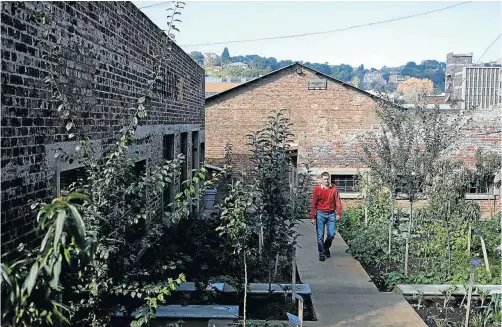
left=296, top=220, right=427, bottom=327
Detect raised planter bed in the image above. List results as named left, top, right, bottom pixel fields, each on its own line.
left=396, top=284, right=501, bottom=327
left=396, top=284, right=502, bottom=296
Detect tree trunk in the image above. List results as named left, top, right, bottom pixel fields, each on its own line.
left=467, top=221, right=471, bottom=255
left=465, top=268, right=474, bottom=327
left=267, top=222, right=273, bottom=294
left=291, top=247, right=296, bottom=303
left=364, top=206, right=368, bottom=226
left=446, top=219, right=452, bottom=274
left=243, top=250, right=248, bottom=327
left=404, top=200, right=413, bottom=276
left=446, top=202, right=452, bottom=273
left=273, top=253, right=279, bottom=281
left=388, top=197, right=395, bottom=255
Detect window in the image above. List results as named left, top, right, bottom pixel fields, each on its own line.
left=163, top=135, right=175, bottom=208
left=469, top=178, right=494, bottom=194
left=331, top=175, right=359, bottom=193
left=180, top=132, right=188, bottom=192
left=191, top=131, right=200, bottom=215
left=134, top=159, right=147, bottom=178
left=289, top=156, right=298, bottom=188
left=199, top=142, right=205, bottom=167
left=58, top=166, right=87, bottom=195
left=191, top=131, right=199, bottom=171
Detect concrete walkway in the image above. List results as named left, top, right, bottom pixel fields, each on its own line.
left=296, top=220, right=427, bottom=327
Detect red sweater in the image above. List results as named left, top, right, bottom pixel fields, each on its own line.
left=310, top=184, right=342, bottom=220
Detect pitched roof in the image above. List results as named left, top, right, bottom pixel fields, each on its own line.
left=205, top=82, right=242, bottom=93
left=205, top=62, right=376, bottom=103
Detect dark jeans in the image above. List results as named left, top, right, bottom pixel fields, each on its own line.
left=316, top=211, right=337, bottom=255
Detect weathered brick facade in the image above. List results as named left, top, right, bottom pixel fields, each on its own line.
left=1, top=1, right=205, bottom=251
left=205, top=63, right=501, bottom=217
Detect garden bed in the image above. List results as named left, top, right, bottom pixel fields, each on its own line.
left=246, top=294, right=316, bottom=321
left=407, top=295, right=500, bottom=327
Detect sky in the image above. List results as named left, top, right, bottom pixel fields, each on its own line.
left=132, top=1, right=502, bottom=69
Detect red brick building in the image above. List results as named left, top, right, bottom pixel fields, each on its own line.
left=205, top=63, right=501, bottom=217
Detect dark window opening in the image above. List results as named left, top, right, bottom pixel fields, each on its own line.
left=191, top=131, right=199, bottom=171
left=331, top=175, right=359, bottom=193
left=163, top=135, right=175, bottom=209
left=180, top=132, right=188, bottom=193
left=469, top=178, right=494, bottom=194
left=134, top=159, right=147, bottom=178
left=191, top=131, right=200, bottom=216
left=199, top=142, right=205, bottom=167
left=59, top=166, right=88, bottom=195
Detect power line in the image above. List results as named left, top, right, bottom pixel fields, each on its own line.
left=473, top=33, right=501, bottom=66
left=138, top=1, right=174, bottom=10
left=181, top=1, right=472, bottom=47
left=449, top=33, right=501, bottom=94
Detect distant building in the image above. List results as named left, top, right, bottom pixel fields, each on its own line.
left=226, top=62, right=249, bottom=69
left=205, top=82, right=241, bottom=98
left=445, top=52, right=501, bottom=109
left=204, top=53, right=219, bottom=66
left=204, top=77, right=255, bottom=98
left=445, top=52, right=473, bottom=103
left=454, top=66, right=502, bottom=109
left=424, top=94, right=446, bottom=104
left=388, top=74, right=410, bottom=84
left=363, top=71, right=386, bottom=85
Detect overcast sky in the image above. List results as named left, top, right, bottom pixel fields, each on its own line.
left=133, top=1, right=502, bottom=69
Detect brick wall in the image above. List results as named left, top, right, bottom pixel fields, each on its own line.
left=1, top=1, right=205, bottom=251
left=206, top=65, right=380, bottom=167
left=205, top=64, right=501, bottom=218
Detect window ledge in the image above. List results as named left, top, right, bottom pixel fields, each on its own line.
left=340, top=193, right=361, bottom=199
left=465, top=194, right=496, bottom=200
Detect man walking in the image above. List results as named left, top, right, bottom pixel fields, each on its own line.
left=310, top=172, right=342, bottom=262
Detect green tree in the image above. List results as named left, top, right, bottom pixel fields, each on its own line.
left=382, top=73, right=390, bottom=83
left=247, top=111, right=300, bottom=299
left=221, top=47, right=230, bottom=65
left=216, top=180, right=259, bottom=327
left=362, top=97, right=466, bottom=275
left=189, top=51, right=204, bottom=65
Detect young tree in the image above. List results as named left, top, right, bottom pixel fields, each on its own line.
left=425, top=160, right=475, bottom=271
left=362, top=96, right=467, bottom=275
left=216, top=180, right=259, bottom=327
left=396, top=77, right=434, bottom=103
left=247, top=111, right=298, bottom=296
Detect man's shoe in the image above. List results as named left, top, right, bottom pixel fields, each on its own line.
left=319, top=254, right=326, bottom=262
left=325, top=249, right=331, bottom=258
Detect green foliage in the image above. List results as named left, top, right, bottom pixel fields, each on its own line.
left=0, top=3, right=231, bottom=326
left=205, top=50, right=446, bottom=90
left=221, top=47, right=231, bottom=65
left=401, top=60, right=446, bottom=90
left=247, top=111, right=305, bottom=291
left=189, top=51, right=204, bottom=65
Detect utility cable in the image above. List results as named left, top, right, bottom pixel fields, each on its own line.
left=447, top=33, right=501, bottom=104
left=181, top=1, right=472, bottom=47
left=137, top=2, right=174, bottom=10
